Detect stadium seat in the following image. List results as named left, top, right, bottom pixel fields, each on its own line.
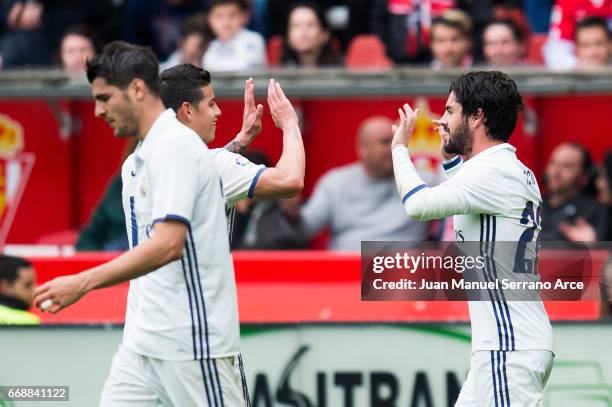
left=345, top=35, right=393, bottom=69
left=36, top=229, right=78, bottom=245
left=267, top=35, right=283, bottom=67
left=528, top=34, right=547, bottom=65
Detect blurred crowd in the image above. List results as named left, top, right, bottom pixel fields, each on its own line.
left=0, top=0, right=610, bottom=72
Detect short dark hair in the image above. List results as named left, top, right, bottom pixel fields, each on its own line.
left=485, top=19, right=525, bottom=43
left=576, top=16, right=611, bottom=40
left=449, top=71, right=524, bottom=142
left=208, top=0, right=249, bottom=13
left=86, top=41, right=160, bottom=95
left=159, top=64, right=212, bottom=112
left=0, top=256, right=32, bottom=285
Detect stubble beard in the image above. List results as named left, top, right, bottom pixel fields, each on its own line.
left=443, top=120, right=473, bottom=157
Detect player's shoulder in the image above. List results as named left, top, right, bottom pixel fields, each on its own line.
left=210, top=148, right=262, bottom=170
left=153, top=118, right=207, bottom=158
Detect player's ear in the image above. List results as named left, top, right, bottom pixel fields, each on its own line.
left=472, top=108, right=485, bottom=128
left=128, top=79, right=147, bottom=101
left=177, top=102, right=192, bottom=122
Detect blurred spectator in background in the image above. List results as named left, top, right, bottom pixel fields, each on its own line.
left=429, top=9, right=473, bottom=69
left=0, top=0, right=121, bottom=68
left=231, top=151, right=308, bottom=250
left=596, top=150, right=612, bottom=241
left=575, top=16, right=611, bottom=69
left=203, top=0, right=266, bottom=71
left=75, top=139, right=137, bottom=252
left=371, top=0, right=455, bottom=65
left=281, top=2, right=343, bottom=67
left=75, top=175, right=128, bottom=252
left=298, top=116, right=428, bottom=251
left=160, top=13, right=209, bottom=71
left=482, top=18, right=526, bottom=66
left=541, top=143, right=607, bottom=242
left=597, top=151, right=612, bottom=316
left=124, top=0, right=207, bottom=61
left=59, top=25, right=97, bottom=72
left=543, top=0, right=612, bottom=70
left=0, top=256, right=39, bottom=324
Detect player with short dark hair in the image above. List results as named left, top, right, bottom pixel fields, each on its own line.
left=159, top=64, right=305, bottom=239
left=34, top=41, right=251, bottom=406
left=392, top=71, right=554, bottom=406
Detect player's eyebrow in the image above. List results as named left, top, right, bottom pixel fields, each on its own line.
left=94, top=94, right=111, bottom=102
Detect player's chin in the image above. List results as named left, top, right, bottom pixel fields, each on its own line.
left=204, top=130, right=215, bottom=144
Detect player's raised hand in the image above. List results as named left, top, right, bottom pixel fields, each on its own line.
left=391, top=103, right=419, bottom=148
left=267, top=79, right=299, bottom=130
left=235, top=78, right=264, bottom=147
left=33, top=274, right=89, bottom=314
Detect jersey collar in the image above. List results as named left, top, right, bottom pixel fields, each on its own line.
left=134, top=108, right=176, bottom=161
left=471, top=143, right=516, bottom=161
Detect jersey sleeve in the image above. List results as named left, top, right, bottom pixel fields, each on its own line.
left=393, top=146, right=509, bottom=221
left=212, top=149, right=266, bottom=208
left=441, top=155, right=463, bottom=179
left=148, top=141, right=203, bottom=225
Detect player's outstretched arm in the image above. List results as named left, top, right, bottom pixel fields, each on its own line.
left=33, top=221, right=187, bottom=313
left=251, top=78, right=304, bottom=198
left=224, top=78, right=264, bottom=154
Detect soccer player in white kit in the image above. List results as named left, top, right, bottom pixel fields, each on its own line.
left=33, top=41, right=250, bottom=406
left=157, top=64, right=305, bottom=239
left=391, top=71, right=554, bottom=406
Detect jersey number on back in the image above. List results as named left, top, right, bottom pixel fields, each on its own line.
left=514, top=201, right=542, bottom=275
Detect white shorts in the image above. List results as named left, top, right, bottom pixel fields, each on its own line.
left=100, top=345, right=251, bottom=407
left=455, top=350, right=554, bottom=407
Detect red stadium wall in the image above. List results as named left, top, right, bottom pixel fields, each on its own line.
left=27, top=251, right=603, bottom=324
left=0, top=93, right=610, bottom=243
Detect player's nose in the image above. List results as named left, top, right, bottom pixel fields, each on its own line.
left=94, top=102, right=106, bottom=118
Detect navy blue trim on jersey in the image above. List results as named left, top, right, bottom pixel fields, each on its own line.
left=490, top=216, right=516, bottom=351
left=184, top=239, right=204, bottom=360
left=226, top=206, right=236, bottom=244
left=495, top=351, right=506, bottom=407
left=213, top=359, right=226, bottom=406
left=488, top=216, right=510, bottom=352
left=152, top=214, right=190, bottom=226
left=247, top=167, right=267, bottom=199
left=238, top=354, right=251, bottom=406
left=502, top=351, right=511, bottom=406
left=198, top=359, right=214, bottom=406
left=180, top=257, right=198, bottom=361
left=186, top=225, right=224, bottom=405
left=402, top=184, right=427, bottom=204
left=129, top=196, right=138, bottom=247
left=490, top=351, right=500, bottom=407
left=442, top=156, right=462, bottom=171
left=481, top=215, right=506, bottom=351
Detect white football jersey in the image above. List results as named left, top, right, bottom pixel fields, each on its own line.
left=210, top=148, right=266, bottom=240
left=396, top=144, right=553, bottom=353
left=121, top=109, right=240, bottom=361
